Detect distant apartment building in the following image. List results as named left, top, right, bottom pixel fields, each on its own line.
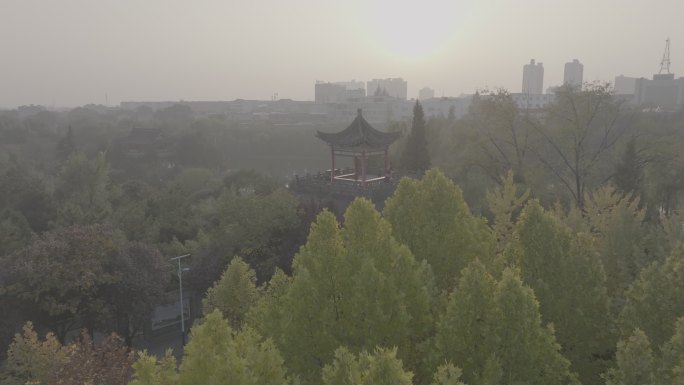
left=315, top=82, right=347, bottom=103
left=564, top=59, right=583, bottom=87
left=335, top=80, right=366, bottom=92
left=522, top=59, right=544, bottom=94
left=614, top=75, right=638, bottom=95
left=366, top=78, right=408, bottom=100
left=315, top=80, right=367, bottom=103
left=418, top=87, right=435, bottom=100
left=325, top=95, right=412, bottom=127
left=633, top=73, right=684, bottom=109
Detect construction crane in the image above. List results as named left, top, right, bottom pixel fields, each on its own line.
left=659, top=37, right=671, bottom=74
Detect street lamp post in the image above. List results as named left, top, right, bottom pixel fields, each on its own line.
left=170, top=254, right=190, bottom=346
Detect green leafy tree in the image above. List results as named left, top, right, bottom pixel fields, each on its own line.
left=110, top=180, right=159, bottom=243
left=264, top=199, right=434, bottom=383
left=659, top=209, right=684, bottom=256
left=603, top=329, right=655, bottom=385
left=0, top=166, right=55, bottom=233
left=245, top=268, right=291, bottom=340
left=494, top=269, right=578, bottom=385
left=103, top=241, right=170, bottom=345
left=0, top=208, right=33, bottom=257
left=614, top=137, right=644, bottom=195
left=485, top=170, right=529, bottom=254
left=583, top=185, right=650, bottom=302
left=322, top=346, right=413, bottom=385
left=223, top=169, right=280, bottom=195
left=183, top=187, right=301, bottom=290
left=640, top=133, right=684, bottom=215
left=435, top=260, right=498, bottom=385
left=181, top=310, right=289, bottom=385
left=620, top=248, right=684, bottom=348
left=50, top=331, right=135, bottom=385
left=431, top=363, right=467, bottom=385
left=400, top=100, right=431, bottom=172
left=0, top=224, right=122, bottom=340
left=1, top=322, right=67, bottom=385
left=435, top=263, right=578, bottom=385
left=660, top=318, right=684, bottom=385
left=129, top=350, right=178, bottom=385
left=0, top=225, right=168, bottom=343
left=511, top=200, right=614, bottom=383
left=384, top=169, right=495, bottom=292
left=2, top=322, right=134, bottom=385
left=203, top=256, right=260, bottom=330
left=54, top=152, right=112, bottom=225
left=131, top=310, right=290, bottom=385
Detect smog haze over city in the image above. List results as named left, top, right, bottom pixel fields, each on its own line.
left=2, top=0, right=683, bottom=108
left=9, top=0, right=684, bottom=384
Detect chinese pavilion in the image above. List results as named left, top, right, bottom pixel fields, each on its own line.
left=316, top=109, right=400, bottom=186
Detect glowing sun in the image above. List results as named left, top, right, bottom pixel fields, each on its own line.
left=367, top=0, right=474, bottom=61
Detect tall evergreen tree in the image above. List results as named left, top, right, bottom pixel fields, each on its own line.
left=0, top=208, right=33, bottom=257
left=511, top=200, right=614, bottom=384
left=614, top=138, right=643, bottom=195
left=485, top=170, right=529, bottom=254
left=322, top=347, right=414, bottom=385
left=620, top=248, right=684, bottom=348
left=203, top=256, right=260, bottom=330
left=245, top=268, right=291, bottom=341
left=400, top=100, right=431, bottom=172
left=583, top=185, right=649, bottom=302
left=435, top=262, right=578, bottom=385
left=435, top=260, right=498, bottom=385
left=258, top=199, right=434, bottom=383
left=660, top=318, right=684, bottom=385
left=384, top=169, right=495, bottom=293
left=603, top=329, right=655, bottom=385
left=493, top=269, right=578, bottom=385
left=130, top=310, right=290, bottom=385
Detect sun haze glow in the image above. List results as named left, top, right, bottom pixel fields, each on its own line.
left=1, top=0, right=684, bottom=106
left=366, top=0, right=474, bottom=61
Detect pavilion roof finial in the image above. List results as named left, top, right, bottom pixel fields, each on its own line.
left=357, top=108, right=362, bottom=117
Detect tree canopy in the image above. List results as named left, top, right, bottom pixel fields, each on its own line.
left=400, top=101, right=431, bottom=172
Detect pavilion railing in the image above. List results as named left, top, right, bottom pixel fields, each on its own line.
left=289, top=168, right=423, bottom=200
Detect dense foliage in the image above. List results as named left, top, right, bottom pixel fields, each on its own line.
left=3, top=87, right=684, bottom=385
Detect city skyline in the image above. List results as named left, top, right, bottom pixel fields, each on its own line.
left=2, top=0, right=683, bottom=108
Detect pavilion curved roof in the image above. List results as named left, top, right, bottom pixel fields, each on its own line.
left=316, top=109, right=400, bottom=149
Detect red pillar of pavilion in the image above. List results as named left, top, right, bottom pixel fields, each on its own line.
left=354, top=156, right=358, bottom=180
left=330, top=146, right=335, bottom=183
left=384, top=146, right=389, bottom=178
left=361, top=149, right=367, bottom=186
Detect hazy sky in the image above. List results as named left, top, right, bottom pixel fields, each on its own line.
left=2, top=0, right=683, bottom=108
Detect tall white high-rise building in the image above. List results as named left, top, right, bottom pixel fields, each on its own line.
left=522, top=59, right=544, bottom=94
left=564, top=59, right=584, bottom=87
